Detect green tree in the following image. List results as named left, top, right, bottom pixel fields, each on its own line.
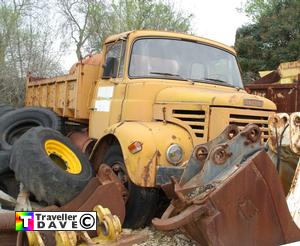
left=57, top=0, right=102, bottom=60
left=88, top=0, right=193, bottom=52
left=0, top=0, right=62, bottom=105
left=57, top=0, right=193, bottom=59
left=235, top=0, right=300, bottom=83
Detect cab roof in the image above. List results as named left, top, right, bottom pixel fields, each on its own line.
left=104, top=30, right=236, bottom=55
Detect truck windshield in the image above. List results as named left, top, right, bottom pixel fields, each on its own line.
left=129, top=38, right=243, bottom=88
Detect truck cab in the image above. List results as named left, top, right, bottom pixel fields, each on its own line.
left=89, top=30, right=275, bottom=183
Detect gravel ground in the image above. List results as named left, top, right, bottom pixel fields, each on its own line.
left=124, top=227, right=197, bottom=246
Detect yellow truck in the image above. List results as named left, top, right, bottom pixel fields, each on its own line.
left=25, top=30, right=276, bottom=228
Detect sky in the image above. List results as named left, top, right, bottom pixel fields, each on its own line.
left=63, top=0, right=250, bottom=69
left=175, top=0, right=250, bottom=46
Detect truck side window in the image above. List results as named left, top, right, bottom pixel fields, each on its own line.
left=105, top=41, right=126, bottom=78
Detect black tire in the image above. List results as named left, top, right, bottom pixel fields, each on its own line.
left=103, top=145, right=159, bottom=229
left=0, top=107, right=62, bottom=151
left=0, top=104, right=15, bottom=117
left=10, top=127, right=94, bottom=205
left=0, top=171, right=19, bottom=199
left=0, top=150, right=10, bottom=174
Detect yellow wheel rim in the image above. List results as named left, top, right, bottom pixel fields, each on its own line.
left=44, top=140, right=82, bottom=174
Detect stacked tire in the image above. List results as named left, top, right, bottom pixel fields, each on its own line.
left=0, top=104, right=14, bottom=116
left=0, top=104, right=15, bottom=174
left=0, top=107, right=62, bottom=175
left=0, top=106, right=94, bottom=205
left=10, top=127, right=94, bottom=205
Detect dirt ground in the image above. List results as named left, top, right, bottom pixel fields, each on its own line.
left=125, top=227, right=197, bottom=246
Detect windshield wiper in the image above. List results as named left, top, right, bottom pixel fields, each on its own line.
left=193, top=77, right=235, bottom=88
left=150, top=72, right=190, bottom=81
left=202, top=78, right=227, bottom=84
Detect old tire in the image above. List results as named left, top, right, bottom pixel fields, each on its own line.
left=10, top=127, right=94, bottom=205
left=0, top=107, right=62, bottom=151
left=0, top=104, right=14, bottom=116
left=103, top=145, right=159, bottom=229
left=0, top=171, right=19, bottom=199
left=0, top=150, right=10, bottom=174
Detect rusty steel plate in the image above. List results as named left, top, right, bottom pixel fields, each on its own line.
left=60, top=177, right=125, bottom=224
left=153, top=150, right=300, bottom=246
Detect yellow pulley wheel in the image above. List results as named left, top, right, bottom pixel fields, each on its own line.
left=55, top=231, right=77, bottom=246
left=93, top=205, right=122, bottom=241
left=44, top=139, right=82, bottom=174
left=26, top=231, right=45, bottom=246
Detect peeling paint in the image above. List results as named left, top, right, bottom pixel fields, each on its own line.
left=290, top=113, right=300, bottom=155
left=143, top=151, right=158, bottom=186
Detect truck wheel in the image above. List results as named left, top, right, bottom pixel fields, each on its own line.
left=0, top=150, right=10, bottom=174
left=0, top=171, right=19, bottom=199
left=103, top=145, right=159, bottom=229
left=0, top=104, right=14, bottom=117
left=10, top=127, right=94, bottom=205
left=0, top=107, right=62, bottom=151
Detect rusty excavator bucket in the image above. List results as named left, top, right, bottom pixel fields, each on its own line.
left=58, top=164, right=126, bottom=223
left=153, top=123, right=300, bottom=246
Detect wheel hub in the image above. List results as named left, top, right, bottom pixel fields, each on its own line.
left=44, top=139, right=82, bottom=174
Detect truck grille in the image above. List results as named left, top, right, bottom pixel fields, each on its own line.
left=229, top=114, right=269, bottom=141
left=173, top=109, right=206, bottom=138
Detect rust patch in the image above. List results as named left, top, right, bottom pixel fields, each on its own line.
left=143, top=151, right=158, bottom=186
left=246, top=80, right=300, bottom=113
left=228, top=95, right=237, bottom=104
left=290, top=112, right=300, bottom=155
left=194, top=145, right=208, bottom=161
left=110, top=121, right=125, bottom=134
left=211, top=96, right=216, bottom=105
left=268, top=113, right=290, bottom=152
left=211, top=145, right=230, bottom=165
left=241, top=124, right=261, bottom=145
left=238, top=198, right=258, bottom=220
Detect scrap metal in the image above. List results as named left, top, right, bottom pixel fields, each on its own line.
left=286, top=112, right=300, bottom=227
left=15, top=205, right=148, bottom=246
left=153, top=122, right=300, bottom=246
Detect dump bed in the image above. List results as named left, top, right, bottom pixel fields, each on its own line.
left=25, top=64, right=100, bottom=120
left=246, top=81, right=300, bottom=113
left=245, top=73, right=300, bottom=113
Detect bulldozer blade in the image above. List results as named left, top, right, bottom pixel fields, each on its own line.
left=153, top=150, right=300, bottom=246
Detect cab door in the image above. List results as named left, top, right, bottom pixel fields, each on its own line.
left=89, top=40, right=127, bottom=139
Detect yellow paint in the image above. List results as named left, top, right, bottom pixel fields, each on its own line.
left=26, top=231, right=45, bottom=246
left=45, top=140, right=82, bottom=174
left=25, top=64, right=99, bottom=121
left=208, top=107, right=274, bottom=141
left=155, top=86, right=276, bottom=110
left=259, top=60, right=300, bottom=84
left=259, top=71, right=273, bottom=78
left=99, top=121, right=193, bottom=186
left=104, top=30, right=236, bottom=55
left=93, top=205, right=122, bottom=241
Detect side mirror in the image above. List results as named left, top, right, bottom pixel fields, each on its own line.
left=102, top=57, right=118, bottom=79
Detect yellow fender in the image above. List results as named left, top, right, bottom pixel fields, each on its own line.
left=91, top=121, right=193, bottom=187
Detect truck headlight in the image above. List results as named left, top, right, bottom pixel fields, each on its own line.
left=166, top=144, right=183, bottom=165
